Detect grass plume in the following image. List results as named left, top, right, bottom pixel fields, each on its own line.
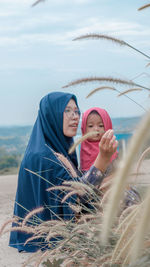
left=131, top=189, right=150, bottom=263
left=86, top=86, right=116, bottom=98
left=68, top=131, right=99, bottom=154
left=117, top=88, right=142, bottom=97
left=146, top=62, right=150, bottom=68
left=63, top=76, right=136, bottom=88
left=136, top=147, right=150, bottom=179
left=86, top=85, right=147, bottom=112
left=32, top=0, right=45, bottom=7
left=73, top=33, right=150, bottom=60
left=138, top=4, right=150, bottom=11
left=63, top=76, right=150, bottom=93
left=101, top=109, right=150, bottom=244
left=22, top=207, right=44, bottom=227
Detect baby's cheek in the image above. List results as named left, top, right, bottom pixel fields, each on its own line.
left=99, top=132, right=104, bottom=139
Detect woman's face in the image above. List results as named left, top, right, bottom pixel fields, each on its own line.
left=85, top=113, right=105, bottom=141
left=63, top=99, right=80, bottom=137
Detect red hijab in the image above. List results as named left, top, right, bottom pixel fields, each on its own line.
left=80, top=107, right=118, bottom=171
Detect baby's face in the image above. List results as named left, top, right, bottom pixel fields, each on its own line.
left=85, top=113, right=104, bottom=141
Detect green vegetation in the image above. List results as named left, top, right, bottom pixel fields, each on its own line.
left=0, top=126, right=32, bottom=175
left=0, top=147, right=21, bottom=175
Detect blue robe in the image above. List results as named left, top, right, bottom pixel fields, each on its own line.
left=9, top=92, right=80, bottom=252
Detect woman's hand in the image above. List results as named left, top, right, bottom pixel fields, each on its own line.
left=94, top=129, right=118, bottom=173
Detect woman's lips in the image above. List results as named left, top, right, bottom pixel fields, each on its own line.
left=69, top=123, right=78, bottom=128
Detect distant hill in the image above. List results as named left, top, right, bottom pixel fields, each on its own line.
left=0, top=116, right=142, bottom=156
left=77, top=116, right=142, bottom=135
left=0, top=126, right=32, bottom=155
left=112, top=116, right=142, bottom=133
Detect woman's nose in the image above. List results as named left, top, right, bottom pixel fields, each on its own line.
left=72, top=112, right=79, bottom=119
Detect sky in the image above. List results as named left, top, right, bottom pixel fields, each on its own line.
left=0, top=0, right=150, bottom=125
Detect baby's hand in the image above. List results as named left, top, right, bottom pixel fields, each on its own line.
left=99, top=129, right=118, bottom=161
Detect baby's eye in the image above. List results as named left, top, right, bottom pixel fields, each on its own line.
left=99, top=124, right=104, bottom=128
left=88, top=125, right=93, bottom=128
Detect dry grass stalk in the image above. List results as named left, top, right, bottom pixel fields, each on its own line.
left=100, top=188, right=112, bottom=209
left=77, top=213, right=102, bottom=223
left=22, top=207, right=44, bottom=227
left=146, top=62, right=150, bottom=67
left=63, top=76, right=135, bottom=89
left=4, top=226, right=36, bottom=235
left=73, top=33, right=150, bottom=60
left=85, top=85, right=146, bottom=112
left=101, top=109, right=150, bottom=244
left=54, top=152, right=78, bottom=177
left=62, top=189, right=86, bottom=203
left=32, top=0, right=45, bottom=7
left=69, top=203, right=82, bottom=213
left=22, top=250, right=43, bottom=267
left=25, top=168, right=52, bottom=185
left=118, top=204, right=138, bottom=226
left=86, top=86, right=116, bottom=98
left=138, top=3, right=150, bottom=11
left=0, top=218, right=18, bottom=237
left=131, top=188, right=150, bottom=263
left=24, top=234, right=43, bottom=246
left=99, top=175, right=113, bottom=191
left=111, top=207, right=140, bottom=262
left=46, top=185, right=75, bottom=192
left=63, top=180, right=97, bottom=196
left=24, top=168, right=70, bottom=203
left=63, top=76, right=150, bottom=94
left=35, top=250, right=50, bottom=267
left=115, top=234, right=135, bottom=265
left=69, top=131, right=100, bottom=154
left=117, top=88, right=142, bottom=97
left=73, top=34, right=127, bottom=46
left=136, top=146, right=150, bottom=179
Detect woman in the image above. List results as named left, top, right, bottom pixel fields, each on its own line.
left=9, top=92, right=118, bottom=252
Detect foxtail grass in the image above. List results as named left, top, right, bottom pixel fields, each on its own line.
left=54, top=152, right=78, bottom=177
left=32, top=0, right=45, bottom=7
left=73, top=33, right=150, bottom=60
left=101, top=109, right=150, bottom=244
left=63, top=76, right=136, bottom=88
left=131, top=187, right=150, bottom=263
left=117, top=88, right=142, bottom=97
left=146, top=62, right=150, bottom=67
left=86, top=86, right=116, bottom=98
left=136, top=146, right=150, bottom=179
left=85, top=84, right=147, bottom=112
left=138, top=3, right=150, bottom=11
left=22, top=207, right=44, bottom=227
left=111, top=205, right=140, bottom=262
left=0, top=218, right=19, bottom=237
left=68, top=131, right=99, bottom=154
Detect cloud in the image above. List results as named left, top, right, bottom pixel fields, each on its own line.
left=0, top=15, right=67, bottom=34
left=0, top=16, right=150, bottom=51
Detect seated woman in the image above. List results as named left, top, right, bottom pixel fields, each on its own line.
left=9, top=92, right=120, bottom=252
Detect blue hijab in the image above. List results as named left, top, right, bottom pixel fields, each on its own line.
left=9, top=92, right=80, bottom=252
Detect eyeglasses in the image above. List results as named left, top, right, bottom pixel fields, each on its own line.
left=64, top=108, right=80, bottom=118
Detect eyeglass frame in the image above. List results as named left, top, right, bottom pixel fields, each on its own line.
left=64, top=108, right=81, bottom=118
